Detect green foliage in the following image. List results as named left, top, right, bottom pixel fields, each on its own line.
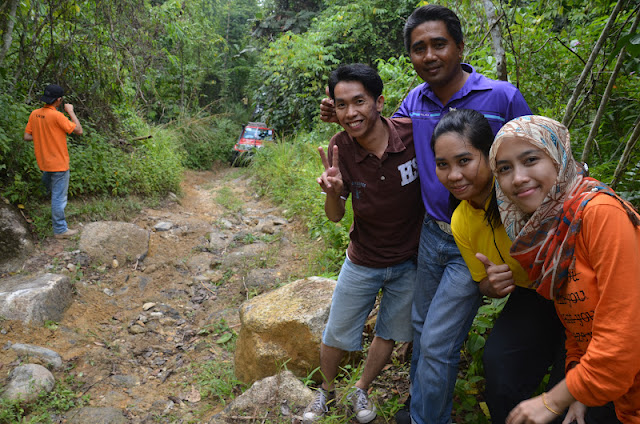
left=454, top=297, right=507, bottom=423
left=192, top=359, right=246, bottom=403
left=172, top=115, right=240, bottom=170
left=253, top=1, right=416, bottom=133
left=376, top=56, right=420, bottom=117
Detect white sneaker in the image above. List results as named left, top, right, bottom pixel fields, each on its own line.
left=303, top=388, right=334, bottom=423
left=347, top=387, right=376, bottom=423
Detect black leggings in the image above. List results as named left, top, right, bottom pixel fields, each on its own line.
left=483, top=286, right=566, bottom=423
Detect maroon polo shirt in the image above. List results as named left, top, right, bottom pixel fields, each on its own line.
left=328, top=117, right=424, bottom=268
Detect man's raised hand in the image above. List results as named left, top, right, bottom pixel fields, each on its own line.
left=476, top=253, right=516, bottom=298
left=320, top=86, right=339, bottom=124
left=317, top=145, right=343, bottom=198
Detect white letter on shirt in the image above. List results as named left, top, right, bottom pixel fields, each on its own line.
left=398, top=158, right=418, bottom=186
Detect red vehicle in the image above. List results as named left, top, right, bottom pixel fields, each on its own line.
left=231, top=122, right=274, bottom=165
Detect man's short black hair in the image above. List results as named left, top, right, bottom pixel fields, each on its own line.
left=403, top=5, right=463, bottom=53
left=328, top=64, right=383, bottom=100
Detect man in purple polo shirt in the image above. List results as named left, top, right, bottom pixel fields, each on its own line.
left=305, top=64, right=423, bottom=424
left=321, top=6, right=531, bottom=424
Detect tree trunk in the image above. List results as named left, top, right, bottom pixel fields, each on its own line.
left=562, top=0, right=626, bottom=127
left=482, top=0, right=507, bottom=81
left=582, top=9, right=640, bottom=162
left=611, top=115, right=640, bottom=190
left=0, top=0, right=19, bottom=67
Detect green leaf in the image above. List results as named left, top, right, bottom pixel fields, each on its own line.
left=216, top=333, right=233, bottom=344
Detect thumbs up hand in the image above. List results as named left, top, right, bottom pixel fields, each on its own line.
left=475, top=253, right=516, bottom=298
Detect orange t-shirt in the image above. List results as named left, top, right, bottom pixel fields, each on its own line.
left=558, top=195, right=640, bottom=422
left=25, top=104, right=76, bottom=172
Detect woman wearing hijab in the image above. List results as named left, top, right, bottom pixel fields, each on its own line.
left=489, top=115, right=640, bottom=424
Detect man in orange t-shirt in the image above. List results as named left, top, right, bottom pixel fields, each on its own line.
left=24, top=84, right=83, bottom=238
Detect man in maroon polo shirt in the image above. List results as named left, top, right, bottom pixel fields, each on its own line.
left=303, top=64, right=424, bottom=424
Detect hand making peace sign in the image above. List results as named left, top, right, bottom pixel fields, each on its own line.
left=317, top=144, right=344, bottom=198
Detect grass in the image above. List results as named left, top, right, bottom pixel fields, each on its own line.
left=191, top=359, right=245, bottom=404
left=215, top=186, right=244, bottom=213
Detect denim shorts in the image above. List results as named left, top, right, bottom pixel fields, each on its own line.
left=322, top=255, right=416, bottom=351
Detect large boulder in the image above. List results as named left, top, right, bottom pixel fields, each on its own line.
left=0, top=273, right=72, bottom=323
left=234, top=276, right=336, bottom=384
left=0, top=198, right=35, bottom=274
left=79, top=221, right=149, bottom=265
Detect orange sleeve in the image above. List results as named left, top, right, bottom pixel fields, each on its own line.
left=565, top=197, right=640, bottom=405
left=25, top=112, right=34, bottom=134
left=563, top=326, right=582, bottom=373
left=56, top=111, right=76, bottom=134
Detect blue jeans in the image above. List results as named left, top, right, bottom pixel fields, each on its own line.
left=410, top=218, right=482, bottom=424
left=42, top=170, right=70, bottom=235
left=323, top=255, right=416, bottom=351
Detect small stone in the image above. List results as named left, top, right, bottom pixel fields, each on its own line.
left=112, top=259, right=119, bottom=268
left=142, top=302, right=156, bottom=311
left=128, top=324, right=147, bottom=334
left=66, top=263, right=76, bottom=272
left=103, top=288, right=114, bottom=297
left=154, top=221, right=173, bottom=232
left=159, top=317, right=177, bottom=327
left=219, top=219, right=233, bottom=229
left=9, top=343, right=63, bottom=369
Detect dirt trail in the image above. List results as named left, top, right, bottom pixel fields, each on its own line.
left=0, top=166, right=320, bottom=422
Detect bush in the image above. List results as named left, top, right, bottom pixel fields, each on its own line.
left=175, top=115, right=241, bottom=169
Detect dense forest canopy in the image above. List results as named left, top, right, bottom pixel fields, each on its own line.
left=1, top=0, right=639, bottom=205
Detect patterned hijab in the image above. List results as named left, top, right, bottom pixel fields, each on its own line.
left=488, top=115, right=639, bottom=299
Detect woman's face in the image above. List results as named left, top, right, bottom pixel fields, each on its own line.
left=494, top=137, right=558, bottom=214
left=434, top=132, right=493, bottom=209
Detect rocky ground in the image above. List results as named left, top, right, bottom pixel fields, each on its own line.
left=1, top=166, right=382, bottom=423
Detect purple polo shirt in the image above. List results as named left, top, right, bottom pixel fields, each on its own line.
left=394, top=63, right=531, bottom=223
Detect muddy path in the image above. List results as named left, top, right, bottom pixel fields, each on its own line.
left=0, top=166, right=323, bottom=423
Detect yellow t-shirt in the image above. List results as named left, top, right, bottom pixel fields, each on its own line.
left=451, top=197, right=531, bottom=287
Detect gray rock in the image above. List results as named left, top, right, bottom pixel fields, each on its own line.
left=0, top=273, right=72, bottom=324
left=154, top=221, right=173, bottom=231
left=128, top=324, right=147, bottom=334
left=111, top=374, right=139, bottom=388
left=0, top=198, right=35, bottom=274
left=218, top=218, right=233, bottom=229
left=208, top=230, right=231, bottom=251
left=221, top=242, right=269, bottom=268
left=245, top=268, right=278, bottom=289
left=9, top=343, right=63, bottom=369
left=79, top=221, right=149, bottom=265
left=186, top=252, right=216, bottom=273
left=214, top=370, right=314, bottom=420
left=66, top=407, right=128, bottom=424
left=2, top=364, right=55, bottom=402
